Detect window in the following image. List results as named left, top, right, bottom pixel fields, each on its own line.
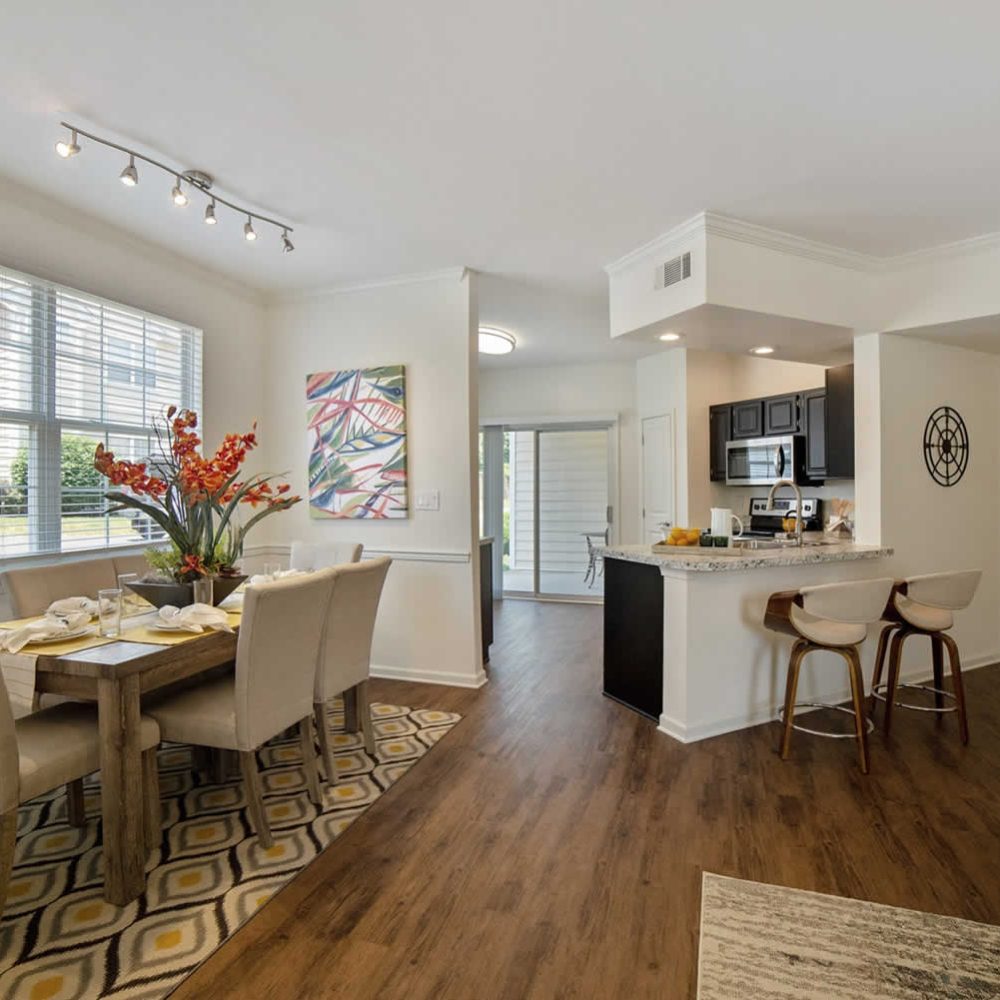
left=0, top=265, right=203, bottom=558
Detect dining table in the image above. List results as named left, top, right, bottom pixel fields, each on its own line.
left=0, top=605, right=242, bottom=906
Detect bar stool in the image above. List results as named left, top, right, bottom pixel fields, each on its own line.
left=869, top=570, right=981, bottom=745
left=765, top=578, right=895, bottom=773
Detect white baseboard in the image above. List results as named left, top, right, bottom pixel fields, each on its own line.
left=370, top=663, right=489, bottom=690
left=657, top=651, right=999, bottom=744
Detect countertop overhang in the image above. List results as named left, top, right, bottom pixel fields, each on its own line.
left=603, top=540, right=893, bottom=573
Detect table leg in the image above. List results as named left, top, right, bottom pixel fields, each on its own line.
left=98, top=674, right=145, bottom=905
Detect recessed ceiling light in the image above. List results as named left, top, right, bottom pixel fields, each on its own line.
left=478, top=327, right=516, bottom=356
left=658, top=332, right=682, bottom=342
left=749, top=346, right=775, bottom=355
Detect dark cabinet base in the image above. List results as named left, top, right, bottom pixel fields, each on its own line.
left=603, top=557, right=663, bottom=720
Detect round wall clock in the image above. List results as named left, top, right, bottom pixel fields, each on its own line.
left=923, top=406, right=969, bottom=487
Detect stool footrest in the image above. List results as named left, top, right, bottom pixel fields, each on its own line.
left=778, top=702, right=875, bottom=739
left=871, top=682, right=957, bottom=714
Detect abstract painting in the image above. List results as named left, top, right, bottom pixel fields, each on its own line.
left=306, top=365, right=408, bottom=518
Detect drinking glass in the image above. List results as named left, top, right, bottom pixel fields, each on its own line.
left=98, top=588, right=123, bottom=638
left=117, top=572, right=141, bottom=615
left=192, top=576, right=214, bottom=606
left=262, top=562, right=281, bottom=580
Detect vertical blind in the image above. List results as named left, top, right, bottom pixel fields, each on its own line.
left=0, top=265, right=203, bottom=558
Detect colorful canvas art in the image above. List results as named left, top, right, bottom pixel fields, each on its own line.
left=306, top=365, right=408, bottom=518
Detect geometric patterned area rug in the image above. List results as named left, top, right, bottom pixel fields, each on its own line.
left=0, top=701, right=460, bottom=999
left=697, top=871, right=1000, bottom=999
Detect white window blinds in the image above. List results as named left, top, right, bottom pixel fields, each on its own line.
left=0, top=265, right=203, bottom=558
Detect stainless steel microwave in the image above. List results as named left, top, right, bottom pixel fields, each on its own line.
left=725, top=435, right=805, bottom=486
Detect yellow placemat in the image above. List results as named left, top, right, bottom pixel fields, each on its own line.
left=122, top=611, right=242, bottom=647
left=0, top=628, right=115, bottom=657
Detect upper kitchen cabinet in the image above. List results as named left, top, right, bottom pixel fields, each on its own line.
left=730, top=400, right=764, bottom=439
left=709, top=404, right=731, bottom=482
left=824, top=364, right=854, bottom=479
left=803, top=388, right=827, bottom=479
left=763, top=393, right=801, bottom=436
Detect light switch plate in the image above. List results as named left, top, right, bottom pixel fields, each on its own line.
left=414, top=490, right=440, bottom=511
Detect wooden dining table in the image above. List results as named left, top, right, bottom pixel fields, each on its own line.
left=32, top=624, right=239, bottom=905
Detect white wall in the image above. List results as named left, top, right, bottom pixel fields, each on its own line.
left=478, top=361, right=640, bottom=545
left=866, top=334, right=1000, bottom=674
left=262, top=271, right=485, bottom=688
left=636, top=350, right=687, bottom=529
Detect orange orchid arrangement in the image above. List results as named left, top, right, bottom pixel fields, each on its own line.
left=95, top=406, right=300, bottom=581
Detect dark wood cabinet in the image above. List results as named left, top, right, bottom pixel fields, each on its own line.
left=731, top=400, right=764, bottom=439
left=803, top=388, right=826, bottom=479
left=709, top=404, right=731, bottom=482
left=824, top=364, right=854, bottom=479
left=764, top=393, right=800, bottom=435
left=479, top=538, right=494, bottom=663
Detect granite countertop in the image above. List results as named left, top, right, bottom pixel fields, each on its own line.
left=603, top=537, right=893, bottom=573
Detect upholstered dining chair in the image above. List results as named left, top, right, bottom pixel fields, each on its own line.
left=313, top=557, right=391, bottom=785
left=145, top=571, right=334, bottom=848
left=0, top=672, right=161, bottom=915
left=289, top=540, right=363, bottom=571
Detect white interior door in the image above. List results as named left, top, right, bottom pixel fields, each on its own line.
left=642, top=414, right=673, bottom=542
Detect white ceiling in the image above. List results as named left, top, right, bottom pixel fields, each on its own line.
left=4, top=2, right=1000, bottom=364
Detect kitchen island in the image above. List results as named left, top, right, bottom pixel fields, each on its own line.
left=602, top=539, right=894, bottom=741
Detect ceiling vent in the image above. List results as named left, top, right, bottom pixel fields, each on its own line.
left=655, top=251, right=692, bottom=290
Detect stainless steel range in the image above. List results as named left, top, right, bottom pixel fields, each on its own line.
left=741, top=497, right=822, bottom=538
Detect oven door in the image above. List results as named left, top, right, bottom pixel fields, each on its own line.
left=725, top=436, right=792, bottom=486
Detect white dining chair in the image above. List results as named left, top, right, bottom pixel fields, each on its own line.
left=289, top=540, right=363, bottom=571
left=0, top=673, right=161, bottom=915
left=313, top=557, right=391, bottom=784
left=145, top=571, right=334, bottom=848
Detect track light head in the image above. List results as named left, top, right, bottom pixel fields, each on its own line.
left=171, top=177, right=189, bottom=206
left=55, top=129, right=80, bottom=158
left=281, top=229, right=294, bottom=253
left=119, top=155, right=138, bottom=187
left=244, top=217, right=257, bottom=242
left=204, top=200, right=217, bottom=225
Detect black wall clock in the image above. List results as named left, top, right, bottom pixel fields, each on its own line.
left=923, top=406, right=969, bottom=487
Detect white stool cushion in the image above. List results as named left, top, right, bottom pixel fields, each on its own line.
left=894, top=593, right=954, bottom=632
left=17, top=704, right=159, bottom=804
left=145, top=676, right=238, bottom=751
left=790, top=605, right=868, bottom=647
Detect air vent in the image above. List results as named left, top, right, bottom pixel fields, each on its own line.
left=656, top=251, right=692, bottom=290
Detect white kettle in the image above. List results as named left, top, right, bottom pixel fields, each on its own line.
left=710, top=507, right=744, bottom=539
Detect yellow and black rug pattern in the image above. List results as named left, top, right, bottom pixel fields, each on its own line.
left=0, top=701, right=460, bottom=999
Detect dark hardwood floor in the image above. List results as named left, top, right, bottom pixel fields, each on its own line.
left=175, top=600, right=1000, bottom=999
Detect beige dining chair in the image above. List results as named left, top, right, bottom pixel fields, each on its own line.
left=0, top=673, right=161, bottom=915
left=289, top=540, right=363, bottom=571
left=145, top=571, right=334, bottom=848
left=314, top=557, right=391, bottom=785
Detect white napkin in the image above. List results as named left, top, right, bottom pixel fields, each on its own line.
left=1, top=652, right=37, bottom=718
left=157, top=603, right=234, bottom=634
left=46, top=596, right=99, bottom=619
left=0, top=611, right=93, bottom=654
left=246, top=568, right=305, bottom=587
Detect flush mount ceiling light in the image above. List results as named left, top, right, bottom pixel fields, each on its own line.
left=478, top=326, right=516, bottom=355
left=658, top=332, right=682, bottom=342
left=53, top=121, right=295, bottom=252
left=749, top=345, right=776, bottom=355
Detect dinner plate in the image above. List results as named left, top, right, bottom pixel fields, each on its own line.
left=149, top=622, right=203, bottom=633
left=25, top=626, right=96, bottom=645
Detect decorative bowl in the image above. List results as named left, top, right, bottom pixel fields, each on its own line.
left=128, top=575, right=247, bottom=609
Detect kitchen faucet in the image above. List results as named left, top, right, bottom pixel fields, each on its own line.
left=766, top=479, right=804, bottom=545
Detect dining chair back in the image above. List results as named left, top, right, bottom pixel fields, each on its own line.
left=4, top=557, right=118, bottom=618
left=313, top=557, right=391, bottom=780
left=0, top=674, right=17, bottom=817
left=289, top=540, right=363, bottom=571
left=236, top=570, right=336, bottom=751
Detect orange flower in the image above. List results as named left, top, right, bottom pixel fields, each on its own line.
left=180, top=554, right=206, bottom=577
left=93, top=443, right=168, bottom=498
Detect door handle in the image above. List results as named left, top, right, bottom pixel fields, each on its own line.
left=775, top=446, right=786, bottom=479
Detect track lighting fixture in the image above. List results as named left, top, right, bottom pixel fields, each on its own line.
left=54, top=120, right=294, bottom=253
left=55, top=128, right=80, bottom=158
left=171, top=177, right=189, bottom=207
left=119, top=155, right=138, bottom=187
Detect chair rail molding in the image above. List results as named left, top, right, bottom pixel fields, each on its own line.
left=242, top=543, right=472, bottom=564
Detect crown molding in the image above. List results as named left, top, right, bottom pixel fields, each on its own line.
left=702, top=212, right=878, bottom=272
left=266, top=266, right=470, bottom=305
left=603, top=213, right=706, bottom=276
left=880, top=230, right=1000, bottom=271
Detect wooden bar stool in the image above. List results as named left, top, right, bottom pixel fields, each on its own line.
left=869, top=570, right=981, bottom=745
left=765, top=578, right=895, bottom=773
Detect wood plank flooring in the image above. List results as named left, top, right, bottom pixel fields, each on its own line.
left=174, top=600, right=1000, bottom=999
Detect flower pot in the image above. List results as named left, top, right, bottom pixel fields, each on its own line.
left=128, top=575, right=247, bottom=610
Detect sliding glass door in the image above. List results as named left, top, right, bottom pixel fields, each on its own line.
left=482, top=422, right=613, bottom=600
